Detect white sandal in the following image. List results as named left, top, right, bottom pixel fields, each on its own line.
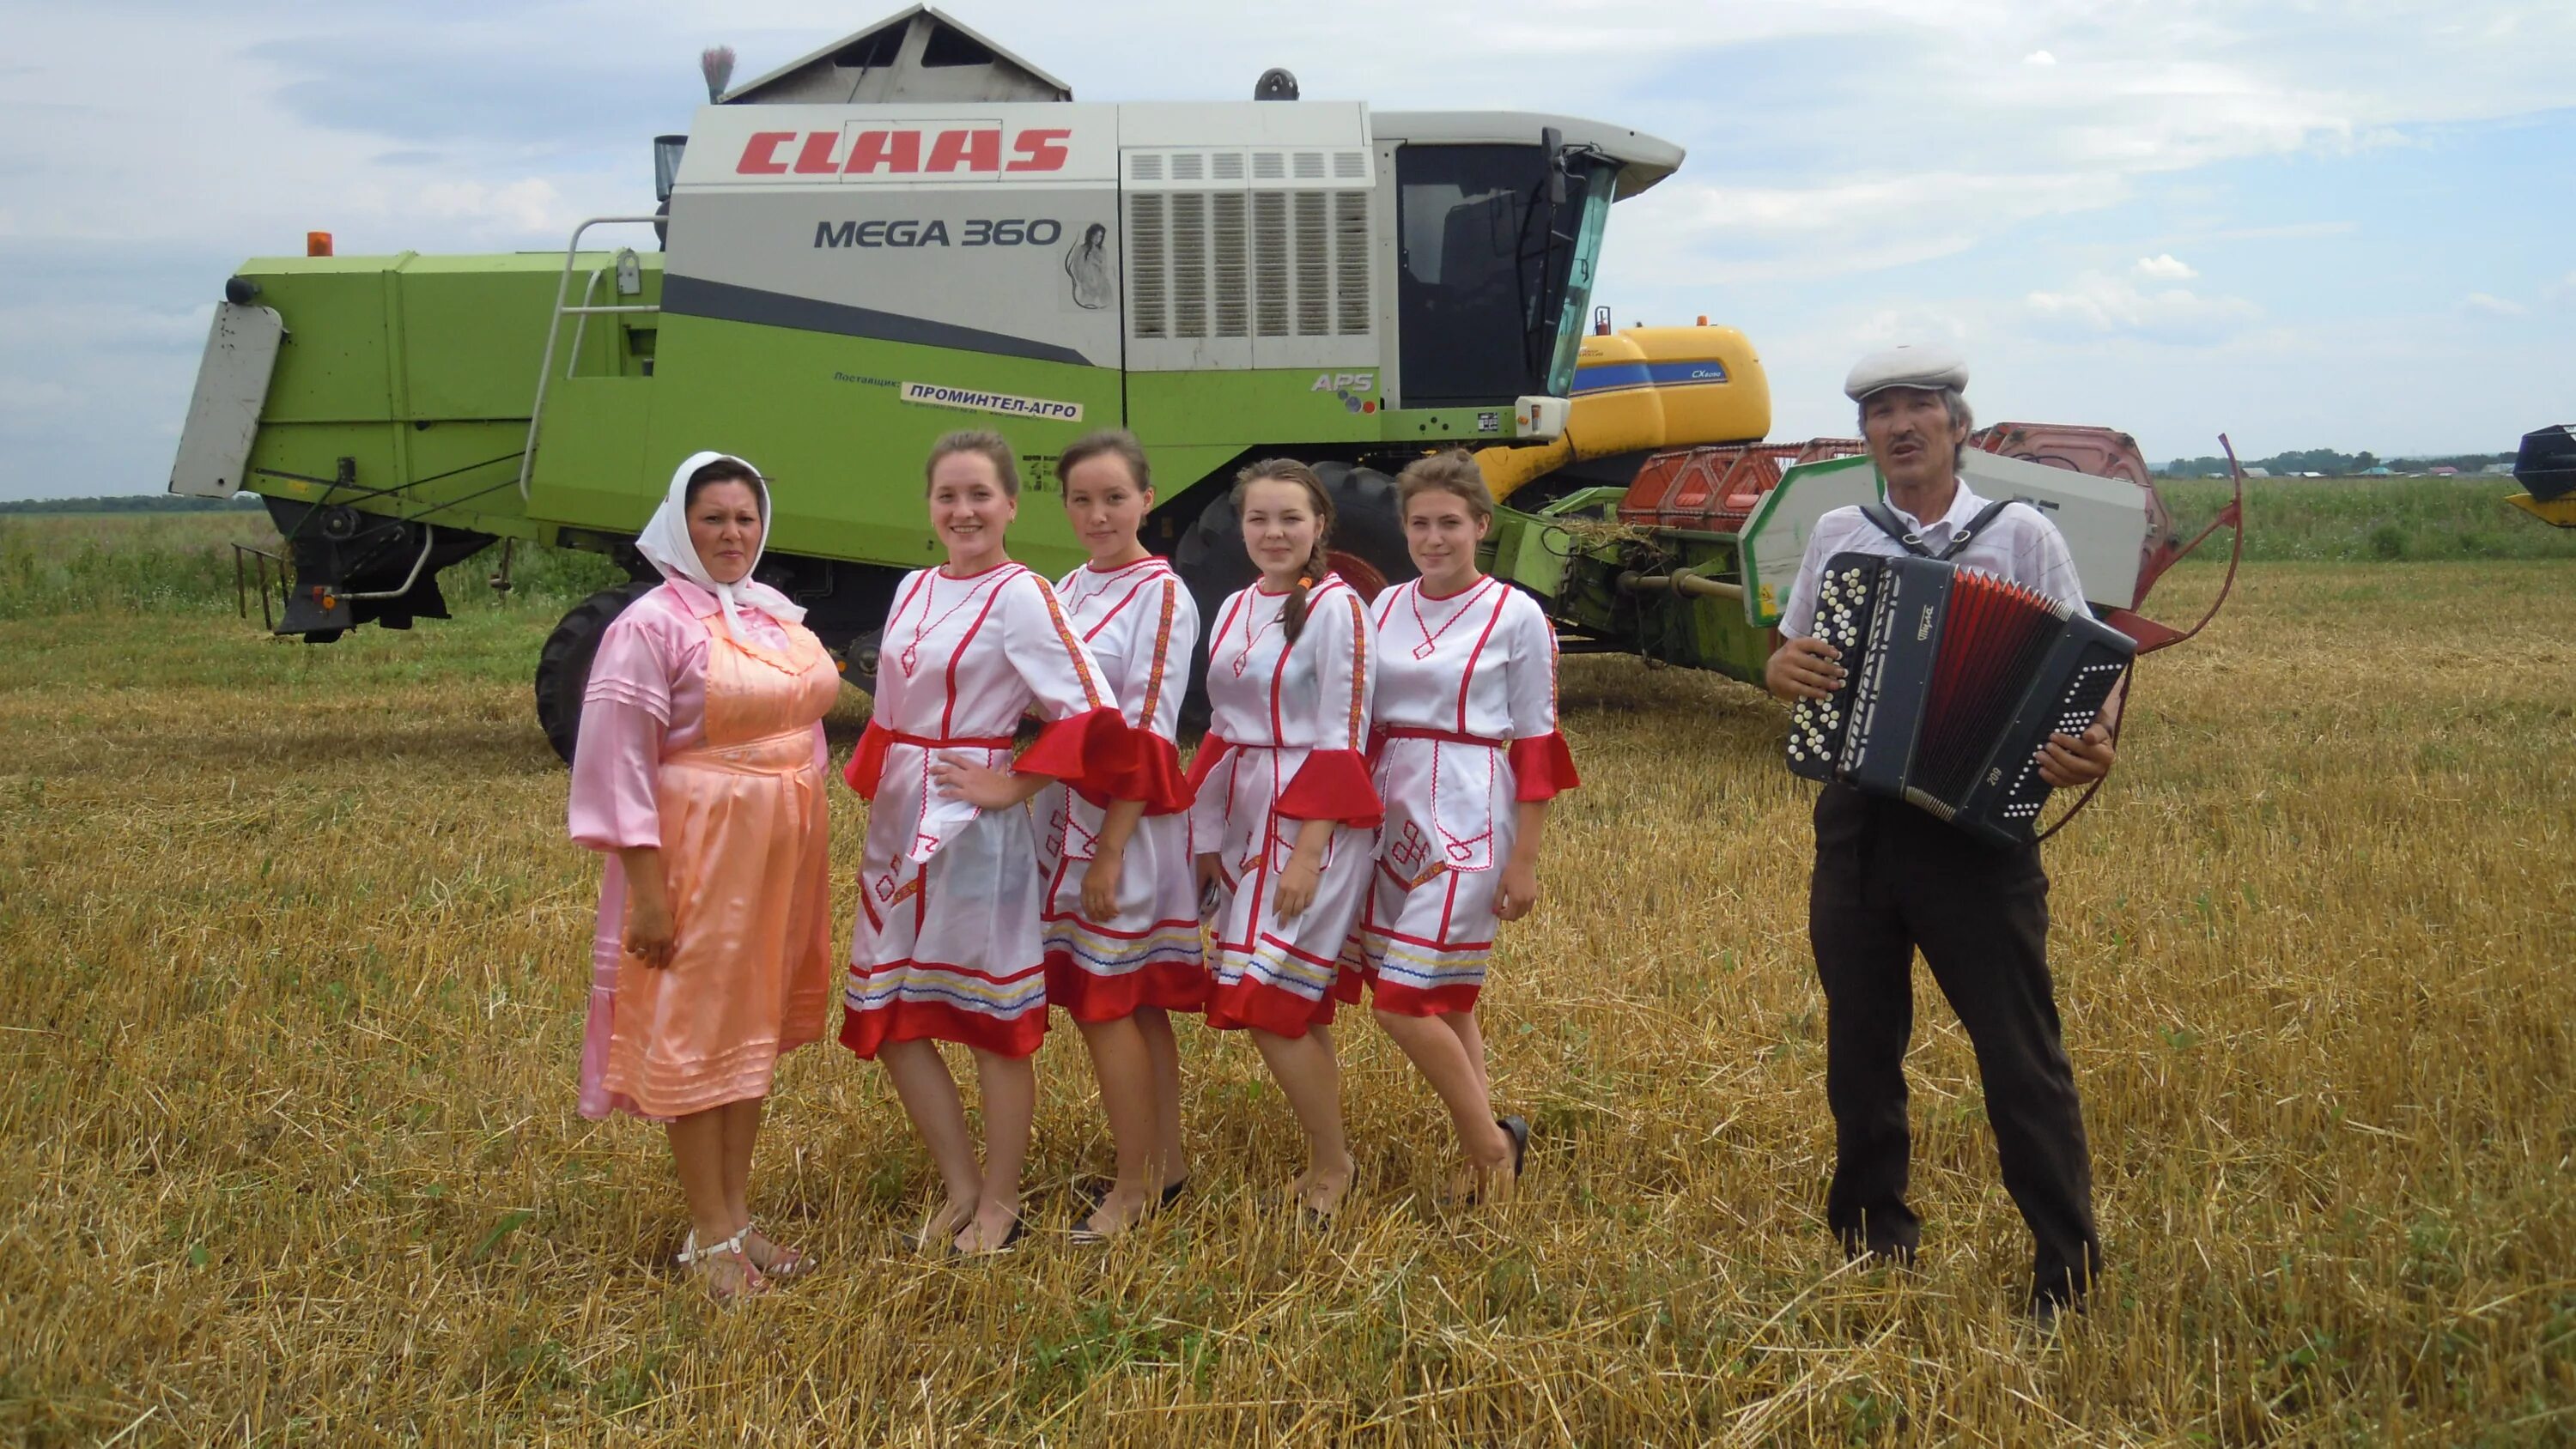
left=675, top=1227, right=769, bottom=1304
left=743, top=1217, right=814, bottom=1282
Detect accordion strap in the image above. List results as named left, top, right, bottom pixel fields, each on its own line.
left=1857, top=496, right=2032, bottom=561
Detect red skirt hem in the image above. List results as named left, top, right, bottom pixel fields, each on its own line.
left=840, top=999, right=1046, bottom=1060
left=1365, top=976, right=1484, bottom=1018
left=1042, top=952, right=1211, bottom=1021
left=1203, top=967, right=1363, bottom=1037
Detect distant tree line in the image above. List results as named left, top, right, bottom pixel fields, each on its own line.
left=2156, top=450, right=2515, bottom=477
left=0, top=494, right=267, bottom=515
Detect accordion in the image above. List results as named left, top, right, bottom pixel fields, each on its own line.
left=1787, top=552, right=2134, bottom=847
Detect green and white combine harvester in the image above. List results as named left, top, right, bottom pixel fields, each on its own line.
left=167, top=6, right=2233, bottom=759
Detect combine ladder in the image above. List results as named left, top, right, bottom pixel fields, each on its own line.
left=516, top=216, right=665, bottom=501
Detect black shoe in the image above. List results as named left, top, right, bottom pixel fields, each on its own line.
left=1455, top=1117, right=1529, bottom=1207
left=1080, top=1175, right=1190, bottom=1211
left=1838, top=1232, right=1918, bottom=1270
left=2029, top=1287, right=2085, bottom=1327
left=896, top=1206, right=973, bottom=1256
left=1498, top=1116, right=1529, bottom=1180
left=1072, top=1176, right=1191, bottom=1245
left=958, top=1214, right=1025, bottom=1257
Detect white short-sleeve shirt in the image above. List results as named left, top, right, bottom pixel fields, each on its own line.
left=1777, top=481, right=2087, bottom=640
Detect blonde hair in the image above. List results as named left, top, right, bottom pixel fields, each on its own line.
left=925, top=429, right=1019, bottom=496
left=1230, top=458, right=1334, bottom=644
left=1394, top=450, right=1494, bottom=523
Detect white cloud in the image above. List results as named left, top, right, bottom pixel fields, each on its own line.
left=2025, top=272, right=2261, bottom=343
left=2136, top=254, right=2198, bottom=281
left=2459, top=292, right=2526, bottom=318
left=2543, top=271, right=2576, bottom=304
left=1612, top=168, right=2129, bottom=284
left=2024, top=50, right=2057, bottom=66
left=412, top=179, right=578, bottom=238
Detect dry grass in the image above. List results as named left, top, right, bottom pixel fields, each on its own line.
left=2, top=558, right=2572, bottom=1445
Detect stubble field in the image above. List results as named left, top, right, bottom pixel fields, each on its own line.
left=1, top=511, right=2571, bottom=1445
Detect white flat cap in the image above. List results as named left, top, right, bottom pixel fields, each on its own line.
left=1844, top=344, right=1969, bottom=402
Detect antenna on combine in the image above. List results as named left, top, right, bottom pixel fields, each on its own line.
left=701, top=45, right=738, bottom=102
left=1255, top=67, right=1299, bottom=100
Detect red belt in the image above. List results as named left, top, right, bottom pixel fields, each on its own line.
left=890, top=731, right=1016, bottom=750
left=1377, top=725, right=1504, bottom=749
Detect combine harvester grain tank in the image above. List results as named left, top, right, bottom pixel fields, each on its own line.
left=165, top=3, right=2239, bottom=765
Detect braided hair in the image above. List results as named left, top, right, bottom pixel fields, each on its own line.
left=1230, top=458, right=1335, bottom=644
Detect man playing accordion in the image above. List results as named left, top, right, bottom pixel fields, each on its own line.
left=1764, top=345, right=2117, bottom=1323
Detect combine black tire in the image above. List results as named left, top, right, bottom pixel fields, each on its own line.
left=535, top=581, right=658, bottom=764
left=1172, top=462, right=1414, bottom=725
left=1173, top=461, right=1415, bottom=616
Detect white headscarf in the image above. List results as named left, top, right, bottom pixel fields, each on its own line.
left=633, top=451, right=808, bottom=639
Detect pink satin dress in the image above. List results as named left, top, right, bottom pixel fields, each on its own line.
left=568, top=579, right=840, bottom=1120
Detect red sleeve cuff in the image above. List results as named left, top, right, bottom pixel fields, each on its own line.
left=1081, top=730, right=1192, bottom=814
left=1014, top=706, right=1136, bottom=788
left=844, top=719, right=892, bottom=800
left=1277, top=749, right=1383, bottom=828
left=1507, top=732, right=1579, bottom=801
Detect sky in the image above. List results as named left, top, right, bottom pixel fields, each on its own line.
left=2, top=0, right=2570, bottom=500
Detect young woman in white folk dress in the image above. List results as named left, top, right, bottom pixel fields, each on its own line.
left=840, top=430, right=1133, bottom=1255
left=1022, top=431, right=1207, bottom=1243
left=1349, top=452, right=1578, bottom=1203
left=1188, top=458, right=1382, bottom=1221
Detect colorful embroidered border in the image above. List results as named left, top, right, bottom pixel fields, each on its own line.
left=1035, top=577, right=1106, bottom=711
left=1139, top=578, right=1177, bottom=723
left=1342, top=590, right=1369, bottom=749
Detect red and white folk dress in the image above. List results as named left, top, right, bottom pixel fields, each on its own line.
left=1187, top=573, right=1382, bottom=1036
left=841, top=563, right=1130, bottom=1060
left=1031, top=556, right=1209, bottom=1020
left=1351, top=576, right=1577, bottom=1016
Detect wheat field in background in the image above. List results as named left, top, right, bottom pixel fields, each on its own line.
left=1, top=555, right=2570, bottom=1445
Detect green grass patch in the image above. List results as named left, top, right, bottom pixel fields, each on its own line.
left=2158, top=476, right=2576, bottom=563
left=0, top=511, right=627, bottom=621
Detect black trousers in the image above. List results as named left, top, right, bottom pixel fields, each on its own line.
left=1808, top=785, right=2103, bottom=1306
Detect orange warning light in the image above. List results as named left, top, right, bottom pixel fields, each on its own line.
left=307, top=232, right=334, bottom=258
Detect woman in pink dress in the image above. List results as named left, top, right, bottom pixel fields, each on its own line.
left=568, top=452, right=841, bottom=1303
left=1188, top=458, right=1382, bottom=1222
left=1349, top=452, right=1578, bottom=1203
left=842, top=429, right=1133, bottom=1254
left=1026, top=431, right=1206, bottom=1243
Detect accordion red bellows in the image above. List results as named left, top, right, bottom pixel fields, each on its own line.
left=1787, top=553, right=2135, bottom=847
